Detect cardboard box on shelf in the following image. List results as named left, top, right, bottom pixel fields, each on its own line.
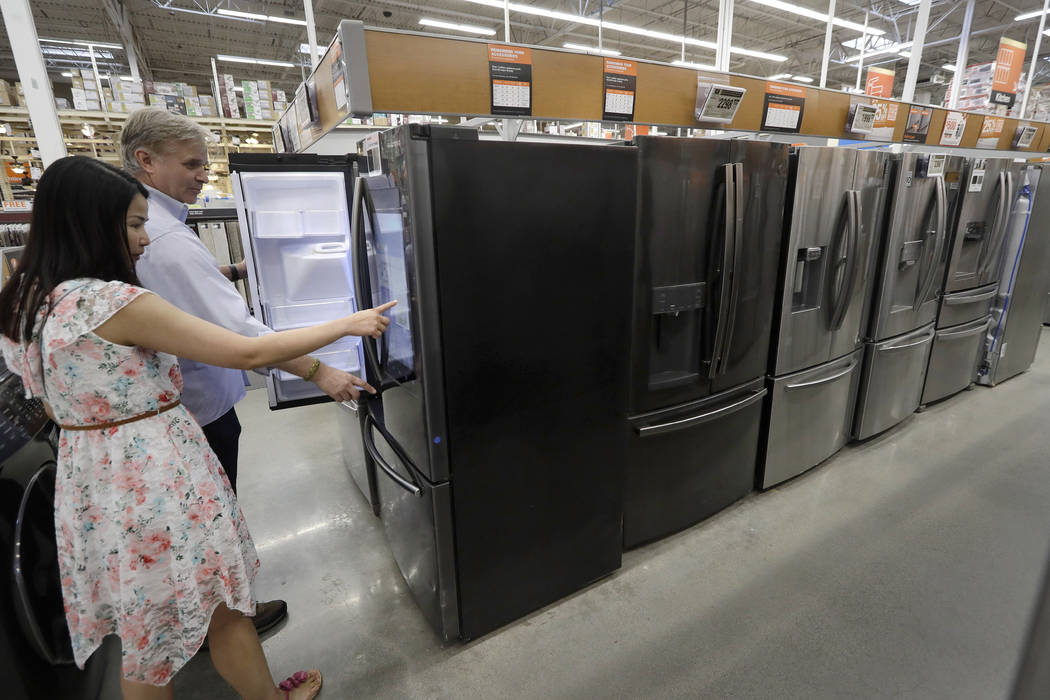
left=0, top=79, right=12, bottom=106
left=54, top=97, right=70, bottom=110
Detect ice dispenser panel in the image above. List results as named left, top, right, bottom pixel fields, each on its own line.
left=792, top=246, right=824, bottom=312
left=648, top=283, right=706, bottom=391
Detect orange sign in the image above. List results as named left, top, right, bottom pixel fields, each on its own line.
left=980, top=116, right=1005, bottom=138
left=487, top=45, right=531, bottom=64
left=865, top=66, right=895, bottom=98
left=603, top=58, right=637, bottom=76
left=991, top=37, right=1026, bottom=108
left=766, top=82, right=806, bottom=99
left=872, top=99, right=899, bottom=130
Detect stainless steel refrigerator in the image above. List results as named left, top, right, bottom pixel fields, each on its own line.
left=622, top=136, right=788, bottom=548
left=351, top=125, right=636, bottom=640
left=921, top=157, right=1025, bottom=405
left=854, top=153, right=967, bottom=440
left=759, top=146, right=890, bottom=488
left=979, top=164, right=1050, bottom=386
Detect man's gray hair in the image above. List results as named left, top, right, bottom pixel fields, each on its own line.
left=120, top=107, right=212, bottom=174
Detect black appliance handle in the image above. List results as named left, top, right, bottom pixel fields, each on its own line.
left=708, top=162, right=736, bottom=379
left=718, top=161, right=745, bottom=374
left=362, top=413, right=423, bottom=497
left=350, top=176, right=383, bottom=390
left=978, top=169, right=1012, bottom=281
left=636, top=388, right=766, bottom=437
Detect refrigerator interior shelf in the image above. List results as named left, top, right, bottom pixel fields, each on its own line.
left=266, top=299, right=354, bottom=328
left=277, top=348, right=361, bottom=382
left=252, top=209, right=346, bottom=238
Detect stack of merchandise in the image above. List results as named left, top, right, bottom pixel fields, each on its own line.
left=0, top=79, right=13, bottom=106
left=219, top=74, right=241, bottom=119
left=241, top=80, right=274, bottom=120
left=71, top=69, right=102, bottom=111
left=109, top=78, right=146, bottom=113
left=272, top=88, right=288, bottom=115
left=14, top=83, right=24, bottom=106
left=175, top=82, right=203, bottom=117
left=946, top=62, right=1010, bottom=115
left=1026, top=84, right=1050, bottom=121
left=146, top=81, right=185, bottom=115
left=199, top=94, right=217, bottom=117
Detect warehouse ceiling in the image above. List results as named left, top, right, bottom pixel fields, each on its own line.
left=2, top=1, right=1050, bottom=106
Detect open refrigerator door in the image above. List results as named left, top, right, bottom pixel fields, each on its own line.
left=231, top=158, right=364, bottom=408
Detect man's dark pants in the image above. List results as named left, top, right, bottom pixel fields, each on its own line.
left=201, top=407, right=241, bottom=493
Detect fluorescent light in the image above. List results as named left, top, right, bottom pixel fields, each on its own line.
left=40, top=37, right=123, bottom=49
left=217, top=54, right=295, bottom=68
left=216, top=9, right=306, bottom=26
left=419, top=18, right=497, bottom=35
left=845, top=41, right=912, bottom=63
left=562, top=122, right=584, bottom=129
left=61, top=72, right=73, bottom=77
left=793, top=75, right=814, bottom=83
left=461, top=0, right=787, bottom=62
left=742, top=0, right=885, bottom=35
left=673, top=60, right=718, bottom=69
left=563, top=43, right=622, bottom=56
left=119, top=75, right=137, bottom=81
left=1016, top=9, right=1050, bottom=21
left=770, top=72, right=793, bottom=79
left=298, top=43, right=326, bottom=56
left=943, top=64, right=957, bottom=72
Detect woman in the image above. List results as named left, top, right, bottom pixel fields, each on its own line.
left=0, top=156, right=394, bottom=700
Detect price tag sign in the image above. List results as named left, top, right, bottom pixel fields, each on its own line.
left=695, top=83, right=746, bottom=124
left=848, top=103, right=877, bottom=134
left=1013, top=125, right=1038, bottom=149
left=940, top=111, right=967, bottom=147
left=926, top=154, right=947, bottom=177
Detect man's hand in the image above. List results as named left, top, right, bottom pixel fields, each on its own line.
left=311, top=363, right=376, bottom=402
left=346, top=300, right=397, bottom=338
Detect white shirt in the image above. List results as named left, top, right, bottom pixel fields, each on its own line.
left=136, top=185, right=270, bottom=426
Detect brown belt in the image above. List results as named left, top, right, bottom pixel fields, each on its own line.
left=59, top=400, right=182, bottom=431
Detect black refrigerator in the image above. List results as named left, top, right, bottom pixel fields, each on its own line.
left=351, top=125, right=636, bottom=641
left=622, top=136, right=788, bottom=548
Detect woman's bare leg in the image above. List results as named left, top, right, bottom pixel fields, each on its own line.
left=119, top=678, right=174, bottom=700
left=207, top=602, right=321, bottom=700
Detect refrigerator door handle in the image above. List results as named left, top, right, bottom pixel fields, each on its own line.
left=717, top=161, right=745, bottom=374
left=979, top=170, right=1012, bottom=281
left=937, top=319, right=990, bottom=340
left=912, top=179, right=946, bottom=312
left=882, top=332, right=935, bottom=352
left=784, top=359, right=859, bottom=391
left=708, top=162, right=736, bottom=378
left=944, top=288, right=998, bottom=305
left=975, top=171, right=1008, bottom=280
left=829, top=190, right=860, bottom=331
left=340, top=400, right=359, bottom=412
left=636, top=388, right=767, bottom=437
left=363, top=413, right=423, bottom=497
left=350, top=176, right=383, bottom=389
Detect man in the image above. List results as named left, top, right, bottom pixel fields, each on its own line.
left=120, top=107, right=374, bottom=636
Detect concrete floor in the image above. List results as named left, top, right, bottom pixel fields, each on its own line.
left=169, top=330, right=1050, bottom=700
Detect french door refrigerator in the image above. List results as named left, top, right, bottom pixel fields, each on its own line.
left=759, top=147, right=890, bottom=489
left=622, top=136, right=788, bottom=549
left=229, top=153, right=378, bottom=513
left=921, top=158, right=1025, bottom=405
left=980, top=165, right=1050, bottom=385
left=351, top=125, right=635, bottom=641
left=854, top=153, right=967, bottom=440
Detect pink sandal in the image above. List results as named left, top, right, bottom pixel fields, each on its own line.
left=278, top=670, right=320, bottom=699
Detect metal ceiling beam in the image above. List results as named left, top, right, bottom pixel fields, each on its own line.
left=101, top=0, right=152, bottom=80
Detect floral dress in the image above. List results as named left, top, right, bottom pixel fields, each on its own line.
left=0, top=278, right=259, bottom=685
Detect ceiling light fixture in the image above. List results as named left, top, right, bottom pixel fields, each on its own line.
left=563, top=42, right=622, bottom=56
left=672, top=59, right=718, bottom=69
left=742, top=0, right=885, bottom=35
left=844, top=41, right=912, bottom=63
left=770, top=72, right=793, bottom=80
left=1016, top=9, right=1050, bottom=21
left=942, top=64, right=957, bottom=72
left=39, top=37, right=123, bottom=49
left=119, top=75, right=137, bottom=81
left=419, top=18, right=497, bottom=35
left=793, top=75, right=814, bottom=83
left=217, top=54, right=295, bottom=68
left=298, top=43, right=326, bottom=56
left=60, top=71, right=73, bottom=77
left=460, top=0, right=787, bottom=62
left=216, top=9, right=307, bottom=26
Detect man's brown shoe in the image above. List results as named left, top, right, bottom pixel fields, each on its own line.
left=252, top=599, right=288, bottom=636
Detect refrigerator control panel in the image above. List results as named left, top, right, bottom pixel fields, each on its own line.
left=652, top=283, right=705, bottom=314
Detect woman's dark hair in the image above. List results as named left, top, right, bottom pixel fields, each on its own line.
left=0, top=156, right=148, bottom=342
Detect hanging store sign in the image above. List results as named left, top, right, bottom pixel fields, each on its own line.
left=902, top=105, right=933, bottom=143
left=977, top=116, right=1006, bottom=149
left=1012, top=124, right=1039, bottom=149
left=602, top=58, right=637, bottom=122
left=991, top=37, right=1027, bottom=108
left=864, top=66, right=895, bottom=98
left=939, top=111, right=967, bottom=146
left=762, top=82, right=805, bottom=133
left=488, top=45, right=532, bottom=116
left=695, top=81, right=746, bottom=124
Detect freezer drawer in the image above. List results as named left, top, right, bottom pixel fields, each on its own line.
left=938, top=283, right=998, bottom=328
left=624, top=379, right=766, bottom=549
left=921, top=317, right=990, bottom=405
left=760, top=349, right=862, bottom=489
left=335, top=399, right=378, bottom=516
left=853, top=324, right=935, bottom=440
